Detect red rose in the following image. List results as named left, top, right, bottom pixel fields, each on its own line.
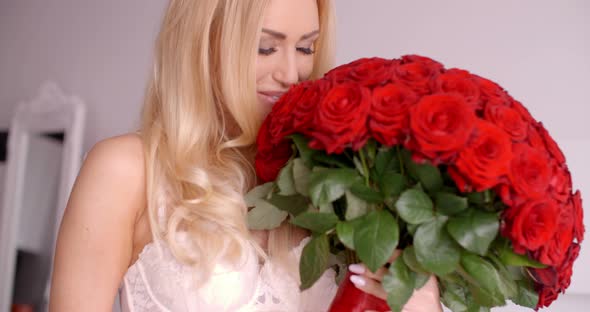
left=368, top=83, right=418, bottom=146
left=536, top=243, right=581, bottom=308
left=448, top=167, right=471, bottom=193
left=506, top=199, right=560, bottom=251
left=549, top=164, right=573, bottom=204
left=495, top=183, right=516, bottom=207
left=432, top=69, right=481, bottom=108
left=510, top=100, right=535, bottom=124
left=534, top=199, right=574, bottom=266
left=537, top=286, right=559, bottom=309
left=531, top=266, right=558, bottom=287
left=556, top=243, right=581, bottom=290
left=408, top=94, right=476, bottom=161
left=292, top=79, right=331, bottom=133
left=324, top=58, right=368, bottom=84
left=454, top=121, right=512, bottom=191
left=484, top=103, right=528, bottom=142
left=473, top=75, right=512, bottom=109
left=268, top=81, right=311, bottom=145
left=524, top=124, right=546, bottom=151
left=572, top=191, right=584, bottom=242
left=256, top=116, right=273, bottom=154
left=509, top=144, right=551, bottom=199
left=255, top=118, right=292, bottom=182
left=537, top=122, right=566, bottom=165
left=392, top=55, right=443, bottom=95
left=309, top=83, right=372, bottom=154
left=347, top=57, right=396, bottom=87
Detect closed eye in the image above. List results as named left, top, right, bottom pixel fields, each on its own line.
left=258, top=47, right=277, bottom=56
left=297, top=47, right=315, bottom=55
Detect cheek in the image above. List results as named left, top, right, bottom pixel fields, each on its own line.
left=298, top=56, right=315, bottom=80
left=256, top=57, right=273, bottom=84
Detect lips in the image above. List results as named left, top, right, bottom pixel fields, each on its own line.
left=258, top=91, right=286, bottom=106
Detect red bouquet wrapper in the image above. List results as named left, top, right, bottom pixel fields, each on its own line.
left=329, top=271, right=390, bottom=312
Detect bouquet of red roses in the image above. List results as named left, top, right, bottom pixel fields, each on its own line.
left=245, top=55, right=584, bottom=311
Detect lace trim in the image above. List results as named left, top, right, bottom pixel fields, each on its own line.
left=120, top=237, right=338, bottom=312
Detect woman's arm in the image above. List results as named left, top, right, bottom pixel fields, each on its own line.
left=49, top=134, right=146, bottom=312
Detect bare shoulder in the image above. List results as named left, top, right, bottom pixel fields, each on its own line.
left=49, top=133, right=147, bottom=311
left=79, top=133, right=147, bottom=221
left=86, top=133, right=144, bottom=175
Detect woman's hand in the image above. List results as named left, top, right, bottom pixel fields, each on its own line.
left=347, top=250, right=443, bottom=312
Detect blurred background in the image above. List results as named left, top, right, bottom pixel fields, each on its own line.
left=0, top=0, right=588, bottom=311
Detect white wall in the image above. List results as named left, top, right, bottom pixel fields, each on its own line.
left=0, top=0, right=167, bottom=152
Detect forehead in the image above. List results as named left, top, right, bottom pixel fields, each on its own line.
left=261, top=0, right=320, bottom=36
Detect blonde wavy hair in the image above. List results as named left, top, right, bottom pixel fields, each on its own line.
left=140, top=0, right=335, bottom=284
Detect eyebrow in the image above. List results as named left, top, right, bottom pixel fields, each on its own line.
left=261, top=29, right=320, bottom=41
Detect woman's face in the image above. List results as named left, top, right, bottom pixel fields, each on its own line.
left=256, top=0, right=320, bottom=114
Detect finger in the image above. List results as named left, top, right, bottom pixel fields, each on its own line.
left=349, top=263, right=388, bottom=282
left=349, top=274, right=387, bottom=300
left=387, top=249, right=402, bottom=263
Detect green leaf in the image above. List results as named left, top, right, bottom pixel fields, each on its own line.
left=467, top=190, right=494, bottom=206
left=299, top=234, right=330, bottom=290
left=414, top=272, right=430, bottom=290
left=291, top=212, right=339, bottom=233
left=336, top=217, right=366, bottom=250
left=353, top=156, right=367, bottom=178
left=461, top=253, right=508, bottom=307
left=354, top=210, right=399, bottom=272
left=488, top=255, right=518, bottom=300
left=291, top=134, right=316, bottom=168
left=466, top=304, right=491, bottom=312
left=277, top=160, right=296, bottom=195
left=380, top=172, right=407, bottom=198
left=402, top=246, right=428, bottom=274
left=395, top=189, right=435, bottom=224
left=383, top=260, right=415, bottom=312
left=415, top=162, right=444, bottom=192
left=440, top=272, right=465, bottom=284
left=247, top=200, right=288, bottom=230
left=336, top=221, right=355, bottom=250
left=350, top=182, right=384, bottom=203
left=365, top=139, right=377, bottom=164
left=401, top=148, right=420, bottom=181
left=244, top=182, right=274, bottom=207
left=497, top=243, right=547, bottom=268
left=319, top=202, right=334, bottom=214
left=309, top=168, right=360, bottom=207
left=345, top=190, right=368, bottom=220
left=414, top=217, right=461, bottom=275
left=447, top=210, right=499, bottom=256
left=441, top=280, right=468, bottom=312
left=466, top=282, right=505, bottom=308
left=267, top=194, right=309, bottom=217
left=512, top=280, right=539, bottom=309
left=407, top=223, right=419, bottom=236
left=375, top=148, right=399, bottom=176
left=293, top=158, right=311, bottom=196
left=435, top=192, right=469, bottom=216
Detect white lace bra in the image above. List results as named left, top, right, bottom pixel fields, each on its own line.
left=119, top=235, right=339, bottom=312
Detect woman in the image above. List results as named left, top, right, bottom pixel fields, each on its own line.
left=49, top=0, right=441, bottom=311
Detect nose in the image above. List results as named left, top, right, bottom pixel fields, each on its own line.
left=273, top=51, right=299, bottom=87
